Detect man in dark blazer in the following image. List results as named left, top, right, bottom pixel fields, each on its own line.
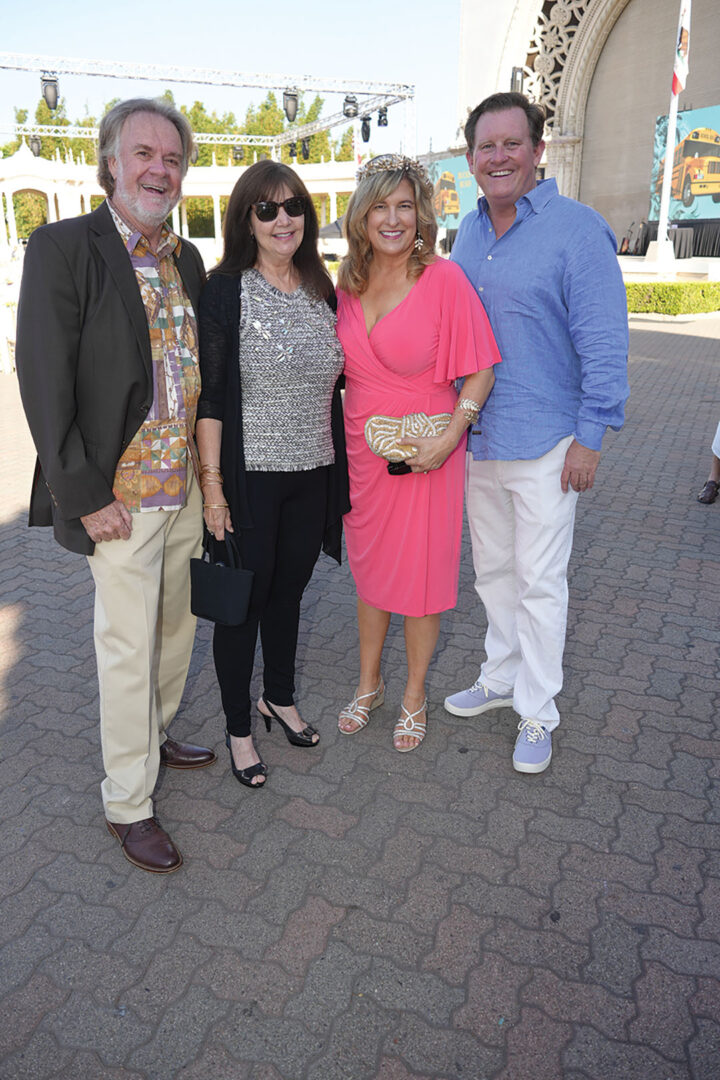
left=16, top=98, right=216, bottom=874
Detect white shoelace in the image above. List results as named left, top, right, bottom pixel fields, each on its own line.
left=517, top=718, right=548, bottom=743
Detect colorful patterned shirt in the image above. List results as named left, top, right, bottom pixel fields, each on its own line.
left=108, top=202, right=200, bottom=512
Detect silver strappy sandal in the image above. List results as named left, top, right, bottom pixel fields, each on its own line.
left=393, top=699, right=427, bottom=752
left=338, top=678, right=385, bottom=735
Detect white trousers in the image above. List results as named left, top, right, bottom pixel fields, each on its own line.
left=465, top=436, right=578, bottom=731
left=87, top=472, right=203, bottom=823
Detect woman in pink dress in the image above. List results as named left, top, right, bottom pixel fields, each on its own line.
left=336, top=155, right=501, bottom=752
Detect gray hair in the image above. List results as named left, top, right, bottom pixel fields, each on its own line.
left=97, top=98, right=195, bottom=196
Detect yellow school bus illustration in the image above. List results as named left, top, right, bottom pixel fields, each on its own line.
left=434, top=172, right=460, bottom=217
left=656, top=127, right=720, bottom=206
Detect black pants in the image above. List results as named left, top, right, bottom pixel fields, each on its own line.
left=213, top=467, right=328, bottom=737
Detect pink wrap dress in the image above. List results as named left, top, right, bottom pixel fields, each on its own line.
left=337, top=258, right=501, bottom=617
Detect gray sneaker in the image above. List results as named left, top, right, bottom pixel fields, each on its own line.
left=444, top=677, right=514, bottom=717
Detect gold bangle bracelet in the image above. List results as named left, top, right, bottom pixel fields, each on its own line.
left=455, top=406, right=479, bottom=425
left=203, top=503, right=229, bottom=509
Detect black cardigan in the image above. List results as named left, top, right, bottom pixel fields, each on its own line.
left=196, top=271, right=350, bottom=564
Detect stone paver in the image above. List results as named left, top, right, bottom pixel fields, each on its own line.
left=0, top=313, right=719, bottom=1078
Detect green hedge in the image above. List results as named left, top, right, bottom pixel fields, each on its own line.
left=626, top=281, right=720, bottom=315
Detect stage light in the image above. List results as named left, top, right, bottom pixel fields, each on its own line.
left=343, top=95, right=359, bottom=119
left=283, top=89, right=298, bottom=123
left=41, top=75, right=59, bottom=111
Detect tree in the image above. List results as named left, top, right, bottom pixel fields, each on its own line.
left=334, top=126, right=354, bottom=163
left=180, top=100, right=244, bottom=236
left=182, top=100, right=242, bottom=167
left=12, top=191, right=48, bottom=238
left=245, top=92, right=285, bottom=141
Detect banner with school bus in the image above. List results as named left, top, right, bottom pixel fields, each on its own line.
left=425, top=155, right=479, bottom=227
left=650, top=103, right=720, bottom=221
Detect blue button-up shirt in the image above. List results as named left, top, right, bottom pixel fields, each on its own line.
left=451, top=178, right=629, bottom=460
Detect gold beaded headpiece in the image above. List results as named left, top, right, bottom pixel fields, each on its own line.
left=356, top=154, right=433, bottom=198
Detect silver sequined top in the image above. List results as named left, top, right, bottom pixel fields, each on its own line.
left=239, top=269, right=345, bottom=471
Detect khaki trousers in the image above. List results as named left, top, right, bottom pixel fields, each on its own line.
left=87, top=472, right=203, bottom=823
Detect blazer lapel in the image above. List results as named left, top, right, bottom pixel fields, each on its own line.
left=89, top=203, right=152, bottom=379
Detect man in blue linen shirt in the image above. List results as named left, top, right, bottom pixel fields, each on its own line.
left=445, top=91, right=629, bottom=774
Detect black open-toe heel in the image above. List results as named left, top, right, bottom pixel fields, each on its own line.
left=258, top=699, right=319, bottom=748
left=225, top=731, right=268, bottom=788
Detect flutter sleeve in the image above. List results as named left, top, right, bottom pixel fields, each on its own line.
left=432, top=258, right=502, bottom=383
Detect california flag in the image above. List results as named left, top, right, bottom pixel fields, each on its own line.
left=671, top=1, right=691, bottom=95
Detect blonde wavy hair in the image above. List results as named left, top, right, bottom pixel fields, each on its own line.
left=338, top=159, right=437, bottom=296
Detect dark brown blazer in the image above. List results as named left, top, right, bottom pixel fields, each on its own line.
left=15, top=201, right=206, bottom=555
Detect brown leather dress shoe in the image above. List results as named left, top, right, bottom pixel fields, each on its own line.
left=160, top=736, right=217, bottom=769
left=106, top=817, right=183, bottom=873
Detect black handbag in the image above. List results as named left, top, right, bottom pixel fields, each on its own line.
left=190, top=531, right=254, bottom=626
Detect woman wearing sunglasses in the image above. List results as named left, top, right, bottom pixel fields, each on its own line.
left=196, top=160, right=349, bottom=788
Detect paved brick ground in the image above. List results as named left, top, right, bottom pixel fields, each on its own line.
left=1, top=314, right=719, bottom=1079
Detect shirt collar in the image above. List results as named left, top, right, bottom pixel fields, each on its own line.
left=107, top=199, right=180, bottom=259
left=476, top=176, right=559, bottom=221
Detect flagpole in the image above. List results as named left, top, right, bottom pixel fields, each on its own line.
left=645, top=0, right=691, bottom=268
left=655, top=90, right=679, bottom=263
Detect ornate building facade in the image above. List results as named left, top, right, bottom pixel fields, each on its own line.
left=458, top=0, right=720, bottom=240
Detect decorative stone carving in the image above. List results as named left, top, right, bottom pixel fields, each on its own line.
left=523, top=0, right=591, bottom=131
left=520, top=0, right=632, bottom=198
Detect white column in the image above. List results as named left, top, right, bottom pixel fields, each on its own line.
left=0, top=193, right=10, bottom=255
left=172, top=206, right=181, bottom=234
left=545, top=135, right=582, bottom=199
left=56, top=187, right=83, bottom=220
left=6, top=191, right=18, bottom=247
left=212, top=193, right=223, bottom=262
left=329, top=191, right=337, bottom=223
left=180, top=200, right=189, bottom=239
left=212, top=194, right=222, bottom=243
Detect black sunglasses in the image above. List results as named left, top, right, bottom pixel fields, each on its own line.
left=252, top=196, right=307, bottom=222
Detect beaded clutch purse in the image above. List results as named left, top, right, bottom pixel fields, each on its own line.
left=364, top=412, right=452, bottom=462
